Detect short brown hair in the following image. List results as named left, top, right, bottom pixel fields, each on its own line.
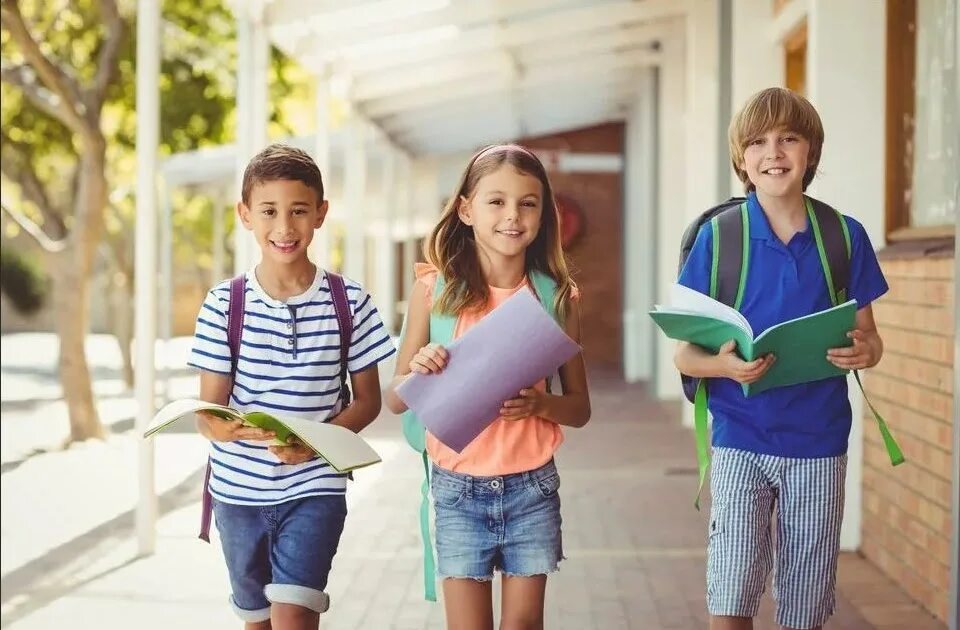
left=241, top=143, right=324, bottom=204
left=728, top=87, right=824, bottom=193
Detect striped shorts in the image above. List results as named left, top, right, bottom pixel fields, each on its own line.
left=706, top=447, right=847, bottom=629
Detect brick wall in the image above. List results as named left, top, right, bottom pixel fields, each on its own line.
left=861, top=252, right=955, bottom=622
left=518, top=122, right=624, bottom=373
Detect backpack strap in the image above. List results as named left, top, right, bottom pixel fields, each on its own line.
left=709, top=202, right=750, bottom=309
left=325, top=270, right=354, bottom=407
left=199, top=273, right=246, bottom=543
left=806, top=197, right=852, bottom=305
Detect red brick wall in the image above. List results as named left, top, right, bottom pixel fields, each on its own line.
left=861, top=253, right=955, bottom=622
left=517, top=122, right=624, bottom=373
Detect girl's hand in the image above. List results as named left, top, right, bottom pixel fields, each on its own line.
left=500, top=388, right=547, bottom=420
left=268, top=437, right=316, bottom=465
left=410, top=343, right=448, bottom=374
left=717, top=340, right=775, bottom=384
left=200, top=413, right=275, bottom=442
left=827, top=330, right=879, bottom=370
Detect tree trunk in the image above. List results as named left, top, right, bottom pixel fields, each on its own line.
left=57, top=135, right=109, bottom=443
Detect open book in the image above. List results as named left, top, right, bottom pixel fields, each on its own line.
left=143, top=399, right=382, bottom=473
left=650, top=283, right=857, bottom=396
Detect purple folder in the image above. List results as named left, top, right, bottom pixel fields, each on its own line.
left=395, top=288, right=581, bottom=452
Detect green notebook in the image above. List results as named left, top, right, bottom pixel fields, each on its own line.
left=143, top=399, right=382, bottom=473
left=650, top=284, right=856, bottom=396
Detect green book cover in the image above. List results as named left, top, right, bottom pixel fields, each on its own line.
left=650, top=284, right=856, bottom=396
left=143, top=399, right=382, bottom=473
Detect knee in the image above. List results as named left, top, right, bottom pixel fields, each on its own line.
left=499, top=616, right=544, bottom=630
left=270, top=602, right=319, bottom=626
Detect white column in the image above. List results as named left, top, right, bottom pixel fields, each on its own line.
left=623, top=68, right=657, bottom=384
left=400, top=154, right=418, bottom=314
left=730, top=0, right=784, bottom=192
left=212, top=187, right=226, bottom=283
left=343, top=120, right=368, bottom=283
left=134, top=0, right=160, bottom=556
left=806, top=0, right=887, bottom=552
left=654, top=31, right=688, bottom=400
left=159, top=187, right=173, bottom=403
left=374, top=148, right=398, bottom=332
left=311, top=77, right=332, bottom=269
left=233, top=8, right=269, bottom=274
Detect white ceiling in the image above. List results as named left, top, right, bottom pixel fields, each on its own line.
left=258, top=0, right=685, bottom=156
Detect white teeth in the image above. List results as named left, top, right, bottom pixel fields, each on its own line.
left=498, top=230, right=521, bottom=236
left=765, top=168, right=786, bottom=175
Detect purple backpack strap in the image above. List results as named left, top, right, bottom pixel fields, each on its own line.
left=325, top=270, right=353, bottom=406
left=199, top=274, right=246, bottom=543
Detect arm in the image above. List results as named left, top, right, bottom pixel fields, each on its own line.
left=196, top=370, right=276, bottom=442
left=674, top=340, right=775, bottom=384
left=329, top=365, right=382, bottom=433
left=384, top=281, right=448, bottom=414
left=500, top=298, right=591, bottom=428
left=826, top=304, right=883, bottom=369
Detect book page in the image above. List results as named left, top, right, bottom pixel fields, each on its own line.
left=143, top=399, right=242, bottom=438
left=656, top=283, right=753, bottom=337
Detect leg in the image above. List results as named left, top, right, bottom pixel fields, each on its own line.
left=773, top=455, right=846, bottom=630
left=432, top=466, right=499, bottom=630
left=707, top=448, right=777, bottom=625
left=213, top=500, right=273, bottom=626
left=266, top=495, right=348, bottom=629
left=442, top=578, right=495, bottom=630
left=500, top=574, right=547, bottom=630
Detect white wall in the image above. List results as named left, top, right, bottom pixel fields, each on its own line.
left=806, top=0, right=887, bottom=552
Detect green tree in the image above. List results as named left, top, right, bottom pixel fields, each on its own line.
left=1, top=0, right=311, bottom=442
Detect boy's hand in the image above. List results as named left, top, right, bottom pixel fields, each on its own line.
left=268, top=437, right=316, bottom=465
left=717, top=340, right=775, bottom=384
left=410, top=343, right=448, bottom=374
left=827, top=330, right=879, bottom=370
left=199, top=413, right=275, bottom=442
left=500, top=388, right=547, bottom=420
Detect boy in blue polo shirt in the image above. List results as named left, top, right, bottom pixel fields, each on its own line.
left=675, top=87, right=888, bottom=630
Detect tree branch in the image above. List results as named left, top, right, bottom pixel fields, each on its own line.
left=0, top=0, right=88, bottom=134
left=0, top=62, right=77, bottom=128
left=88, top=0, right=124, bottom=112
left=0, top=200, right=67, bottom=253
left=0, top=131, right=68, bottom=238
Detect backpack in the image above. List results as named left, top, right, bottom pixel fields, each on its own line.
left=400, top=270, right=560, bottom=601
left=198, top=270, right=354, bottom=542
left=676, top=195, right=903, bottom=509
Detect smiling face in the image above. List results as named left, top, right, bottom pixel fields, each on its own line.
left=739, top=128, right=811, bottom=200
left=238, top=179, right=327, bottom=264
left=457, top=164, right=543, bottom=265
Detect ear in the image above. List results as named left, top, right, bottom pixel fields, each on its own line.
left=237, top=201, right=253, bottom=230
left=457, top=195, right=474, bottom=226
left=315, top=200, right=329, bottom=229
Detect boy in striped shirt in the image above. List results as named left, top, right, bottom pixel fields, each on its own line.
left=189, top=144, right=396, bottom=628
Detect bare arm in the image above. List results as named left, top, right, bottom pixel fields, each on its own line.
left=674, top=340, right=775, bottom=384
left=195, top=370, right=275, bottom=442
left=384, top=281, right=448, bottom=414
left=329, top=365, right=383, bottom=433
left=500, top=298, right=591, bottom=428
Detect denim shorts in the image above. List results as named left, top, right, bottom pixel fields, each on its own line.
left=431, top=459, right=564, bottom=580
left=707, top=447, right=847, bottom=629
left=213, top=494, right=347, bottom=622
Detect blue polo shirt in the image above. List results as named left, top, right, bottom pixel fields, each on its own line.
left=678, top=192, right=889, bottom=458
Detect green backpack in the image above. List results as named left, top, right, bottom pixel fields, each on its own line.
left=400, top=270, right=560, bottom=601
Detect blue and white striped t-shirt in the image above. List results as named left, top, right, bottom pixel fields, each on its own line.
left=188, top=268, right=396, bottom=506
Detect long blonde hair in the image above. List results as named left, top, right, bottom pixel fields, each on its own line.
left=424, top=144, right=575, bottom=321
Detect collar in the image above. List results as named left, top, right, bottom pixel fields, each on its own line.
left=246, top=264, right=326, bottom=308
left=746, top=191, right=811, bottom=243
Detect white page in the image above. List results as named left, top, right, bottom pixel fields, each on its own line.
left=143, top=399, right=242, bottom=438
left=280, top=416, right=382, bottom=472
left=655, top=283, right=753, bottom=336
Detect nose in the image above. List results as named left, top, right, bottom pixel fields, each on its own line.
left=504, top=201, right=520, bottom=220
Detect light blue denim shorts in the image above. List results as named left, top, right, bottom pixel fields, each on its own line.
left=431, top=459, right=564, bottom=580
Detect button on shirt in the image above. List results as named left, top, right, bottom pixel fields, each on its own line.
left=678, top=192, right=888, bottom=458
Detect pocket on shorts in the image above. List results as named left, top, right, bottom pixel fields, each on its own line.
left=534, top=472, right=561, bottom=498
left=708, top=503, right=725, bottom=538
left=431, top=476, right=467, bottom=508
